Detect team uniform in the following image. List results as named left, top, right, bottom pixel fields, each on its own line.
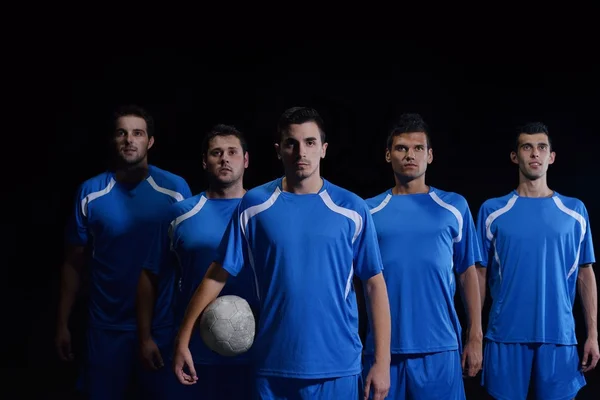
left=216, top=177, right=384, bottom=399
left=144, top=192, right=259, bottom=399
left=66, top=165, right=191, bottom=400
left=364, top=187, right=481, bottom=400
left=476, top=191, right=595, bottom=400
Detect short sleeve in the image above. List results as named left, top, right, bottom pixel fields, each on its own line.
left=65, top=185, right=89, bottom=246
left=476, top=204, right=492, bottom=268
left=453, top=202, right=482, bottom=274
left=579, top=204, right=596, bottom=266
left=216, top=203, right=248, bottom=277
left=353, top=204, right=384, bottom=281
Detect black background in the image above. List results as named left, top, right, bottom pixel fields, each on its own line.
left=3, top=25, right=599, bottom=399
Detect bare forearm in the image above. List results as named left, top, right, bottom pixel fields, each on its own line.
left=460, top=266, right=483, bottom=338
left=57, top=264, right=80, bottom=328
left=578, top=267, right=598, bottom=338
left=365, top=273, right=391, bottom=363
left=476, top=265, right=487, bottom=312
left=57, top=247, right=85, bottom=328
left=175, top=262, right=228, bottom=347
left=136, top=270, right=157, bottom=342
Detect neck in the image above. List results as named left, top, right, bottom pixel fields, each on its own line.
left=206, top=181, right=246, bottom=199
left=516, top=174, right=553, bottom=197
left=393, top=175, right=429, bottom=195
left=283, top=172, right=323, bottom=194
left=115, top=161, right=149, bottom=184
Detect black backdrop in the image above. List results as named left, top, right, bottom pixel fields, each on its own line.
left=4, top=37, right=599, bottom=398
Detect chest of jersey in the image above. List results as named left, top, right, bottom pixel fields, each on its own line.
left=250, top=195, right=356, bottom=250
left=492, top=200, right=581, bottom=245
left=87, top=183, right=172, bottom=240
left=373, top=197, right=459, bottom=249
left=174, top=203, right=236, bottom=254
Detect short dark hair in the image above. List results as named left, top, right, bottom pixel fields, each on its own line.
left=112, top=104, right=155, bottom=137
left=515, top=122, right=551, bottom=150
left=202, top=124, right=248, bottom=157
left=386, top=113, right=431, bottom=149
left=276, top=107, right=326, bottom=143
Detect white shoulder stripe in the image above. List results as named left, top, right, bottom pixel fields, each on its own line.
left=370, top=193, right=392, bottom=215
left=240, top=187, right=281, bottom=237
left=552, top=196, right=587, bottom=278
left=485, top=195, right=518, bottom=241
left=147, top=176, right=185, bottom=202
left=81, top=178, right=116, bottom=217
left=429, top=191, right=463, bottom=243
left=319, top=190, right=363, bottom=243
left=169, top=196, right=208, bottom=249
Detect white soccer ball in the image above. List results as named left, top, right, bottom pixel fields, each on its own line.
left=199, top=295, right=256, bottom=357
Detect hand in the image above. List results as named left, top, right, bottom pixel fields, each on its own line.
left=173, top=345, right=197, bottom=385
left=581, top=336, right=599, bottom=372
left=56, top=326, right=74, bottom=362
left=363, top=361, right=390, bottom=400
left=139, top=338, right=164, bottom=371
left=462, top=336, right=483, bottom=377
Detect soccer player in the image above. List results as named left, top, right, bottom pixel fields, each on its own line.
left=364, top=113, right=483, bottom=399
left=476, top=122, right=599, bottom=400
left=55, top=105, right=192, bottom=400
left=137, top=124, right=257, bottom=400
left=172, top=107, right=392, bottom=400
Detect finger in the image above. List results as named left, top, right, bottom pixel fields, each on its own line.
left=372, top=386, right=384, bottom=400
left=461, top=352, right=467, bottom=370
left=363, top=377, right=371, bottom=400
left=154, top=349, right=164, bottom=369
left=587, top=354, right=600, bottom=371
left=581, top=351, right=590, bottom=371
left=187, top=359, right=198, bottom=382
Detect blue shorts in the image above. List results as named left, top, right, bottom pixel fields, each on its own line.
left=78, top=326, right=176, bottom=400
left=168, top=363, right=254, bottom=400
left=482, top=341, right=586, bottom=400
left=255, top=374, right=360, bottom=400
left=363, top=351, right=465, bottom=400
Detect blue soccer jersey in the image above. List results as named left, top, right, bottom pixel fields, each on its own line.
left=65, top=165, right=192, bottom=330
left=144, top=192, right=258, bottom=364
left=364, top=187, right=481, bottom=355
left=476, top=191, right=596, bottom=344
left=216, top=177, right=384, bottom=379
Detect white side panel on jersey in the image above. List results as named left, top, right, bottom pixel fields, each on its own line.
left=552, top=196, right=587, bottom=279
left=239, top=187, right=282, bottom=301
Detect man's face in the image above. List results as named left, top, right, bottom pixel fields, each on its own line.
left=386, top=132, right=432, bottom=181
left=511, top=133, right=555, bottom=180
left=113, top=115, right=154, bottom=166
left=203, top=134, right=248, bottom=186
left=275, top=122, right=328, bottom=181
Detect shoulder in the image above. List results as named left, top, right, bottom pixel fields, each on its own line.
left=167, top=193, right=207, bottom=225
left=553, top=193, right=589, bottom=216
left=147, top=165, right=190, bottom=201
left=430, top=187, right=471, bottom=213
left=148, top=165, right=188, bottom=189
left=478, top=192, right=518, bottom=215
left=76, top=171, right=115, bottom=198
left=239, top=179, right=282, bottom=210
left=364, top=190, right=391, bottom=211
left=321, top=180, right=370, bottom=214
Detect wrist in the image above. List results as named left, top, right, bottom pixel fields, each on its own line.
left=468, top=329, right=483, bottom=341
left=587, top=330, right=598, bottom=340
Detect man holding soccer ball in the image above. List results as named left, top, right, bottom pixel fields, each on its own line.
left=173, top=107, right=392, bottom=400
left=138, top=124, right=257, bottom=399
